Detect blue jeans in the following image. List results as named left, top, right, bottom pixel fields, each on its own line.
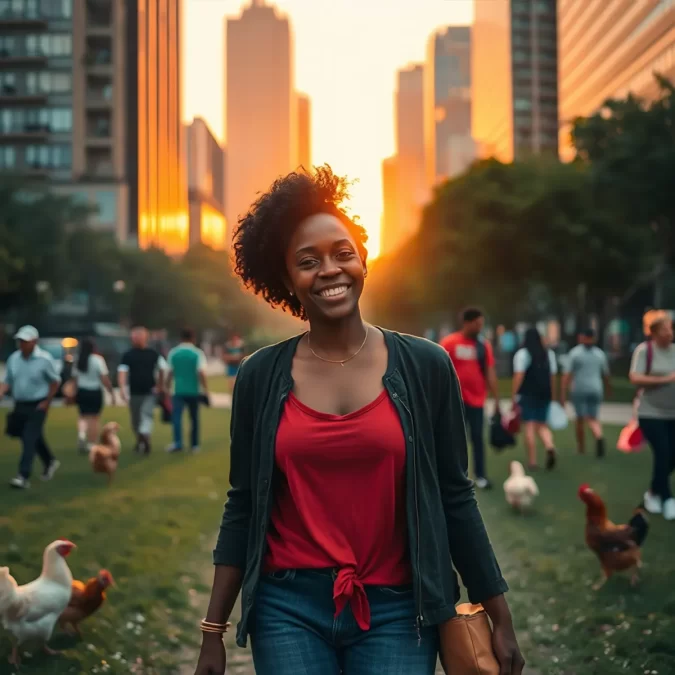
left=250, top=569, right=438, bottom=675
left=464, top=404, right=486, bottom=479
left=171, top=395, right=199, bottom=449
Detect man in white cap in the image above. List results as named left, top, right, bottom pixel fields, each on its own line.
left=0, top=325, right=61, bottom=489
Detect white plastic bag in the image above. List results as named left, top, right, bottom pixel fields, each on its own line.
left=547, top=401, right=569, bottom=430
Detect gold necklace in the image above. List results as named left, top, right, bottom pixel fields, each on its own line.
left=307, top=326, right=369, bottom=366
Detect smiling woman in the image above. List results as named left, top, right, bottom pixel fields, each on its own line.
left=193, top=165, right=524, bottom=675
left=232, top=165, right=368, bottom=322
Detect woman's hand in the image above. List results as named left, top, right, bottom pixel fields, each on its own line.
left=492, top=621, right=525, bottom=675
left=194, top=634, right=226, bottom=675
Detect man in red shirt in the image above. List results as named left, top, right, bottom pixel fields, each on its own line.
left=440, top=307, right=500, bottom=489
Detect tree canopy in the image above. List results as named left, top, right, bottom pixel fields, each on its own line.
left=367, top=76, right=674, bottom=333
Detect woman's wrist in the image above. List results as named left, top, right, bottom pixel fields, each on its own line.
left=482, top=594, right=513, bottom=628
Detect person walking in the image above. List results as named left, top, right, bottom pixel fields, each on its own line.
left=223, top=333, right=245, bottom=392
left=193, top=167, right=523, bottom=675
left=117, top=326, right=164, bottom=455
left=629, top=310, right=675, bottom=521
left=512, top=328, right=558, bottom=470
left=165, top=328, right=210, bottom=454
left=73, top=337, right=115, bottom=453
left=0, top=326, right=61, bottom=489
left=440, top=307, right=500, bottom=489
left=561, top=329, right=611, bottom=458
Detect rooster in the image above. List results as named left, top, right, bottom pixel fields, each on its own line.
left=89, top=422, right=121, bottom=484
left=578, top=484, right=649, bottom=590
left=0, top=540, right=76, bottom=666
left=58, top=569, right=115, bottom=637
left=503, top=461, right=539, bottom=512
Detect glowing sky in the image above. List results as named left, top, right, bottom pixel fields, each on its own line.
left=183, top=0, right=473, bottom=257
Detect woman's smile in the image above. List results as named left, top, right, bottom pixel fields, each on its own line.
left=314, top=283, right=351, bottom=301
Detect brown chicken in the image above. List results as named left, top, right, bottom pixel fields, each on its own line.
left=58, top=569, right=115, bottom=636
left=89, top=422, right=121, bottom=484
left=578, top=483, right=649, bottom=590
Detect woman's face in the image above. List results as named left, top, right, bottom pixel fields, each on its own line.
left=652, top=319, right=674, bottom=346
left=285, top=213, right=366, bottom=323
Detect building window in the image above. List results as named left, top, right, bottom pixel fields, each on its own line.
left=514, top=98, right=532, bottom=111
left=30, top=33, right=72, bottom=56
left=25, top=71, right=72, bottom=93
left=0, top=35, right=15, bottom=57
left=0, top=0, right=39, bottom=18
left=94, top=190, right=116, bottom=223
left=0, top=146, right=16, bottom=168
left=40, top=0, right=72, bottom=18
left=48, top=107, right=72, bottom=132
left=25, top=143, right=71, bottom=168
left=0, top=71, right=17, bottom=94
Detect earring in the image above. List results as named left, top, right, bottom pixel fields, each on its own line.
left=289, top=291, right=294, bottom=296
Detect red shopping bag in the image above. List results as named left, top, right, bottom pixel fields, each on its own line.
left=617, top=420, right=646, bottom=453
left=504, top=405, right=521, bottom=435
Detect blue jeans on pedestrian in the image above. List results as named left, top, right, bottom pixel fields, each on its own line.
left=171, top=395, right=199, bottom=449
left=464, top=404, right=486, bottom=479
left=250, top=569, right=438, bottom=675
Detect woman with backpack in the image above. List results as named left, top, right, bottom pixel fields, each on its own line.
left=630, top=310, right=675, bottom=521
left=512, top=328, right=559, bottom=470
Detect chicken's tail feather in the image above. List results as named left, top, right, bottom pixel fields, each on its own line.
left=629, top=508, right=649, bottom=547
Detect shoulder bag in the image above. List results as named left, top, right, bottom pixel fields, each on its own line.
left=439, top=603, right=500, bottom=675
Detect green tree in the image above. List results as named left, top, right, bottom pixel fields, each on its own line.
left=368, top=156, right=645, bottom=333
left=0, top=181, right=91, bottom=316
left=181, top=243, right=257, bottom=334
left=571, top=75, right=675, bottom=260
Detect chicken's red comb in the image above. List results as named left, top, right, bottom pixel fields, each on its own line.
left=578, top=483, right=591, bottom=498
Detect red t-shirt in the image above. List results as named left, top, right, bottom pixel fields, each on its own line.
left=264, top=390, right=412, bottom=631
left=440, top=332, right=495, bottom=408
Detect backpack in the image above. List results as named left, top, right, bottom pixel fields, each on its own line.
left=519, top=349, right=552, bottom=400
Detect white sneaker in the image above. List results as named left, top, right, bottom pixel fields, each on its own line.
left=41, top=460, right=61, bottom=482
left=190, top=446, right=201, bottom=454
left=165, top=444, right=183, bottom=453
left=663, top=498, right=675, bottom=521
left=644, top=491, right=663, bottom=514
left=9, top=475, right=30, bottom=489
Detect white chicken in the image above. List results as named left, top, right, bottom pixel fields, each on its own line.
left=0, top=539, right=76, bottom=666
left=503, top=461, right=539, bottom=512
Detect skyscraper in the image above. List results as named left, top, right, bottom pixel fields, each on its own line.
left=225, top=0, right=295, bottom=233
left=394, top=64, right=427, bottom=247
left=0, top=0, right=187, bottom=253
left=186, top=117, right=227, bottom=249
left=380, top=156, right=399, bottom=257
left=558, top=0, right=675, bottom=160
left=296, top=92, right=311, bottom=169
left=424, top=26, right=473, bottom=184
left=472, top=0, right=559, bottom=162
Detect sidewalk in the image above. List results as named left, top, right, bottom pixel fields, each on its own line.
left=0, top=392, right=633, bottom=425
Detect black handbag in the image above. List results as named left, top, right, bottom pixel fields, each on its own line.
left=489, top=413, right=516, bottom=451
left=5, top=410, right=25, bottom=438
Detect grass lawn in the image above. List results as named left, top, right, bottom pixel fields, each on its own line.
left=478, top=425, right=675, bottom=675
left=1, top=406, right=673, bottom=675
left=0, top=405, right=231, bottom=675
left=206, top=375, right=230, bottom=395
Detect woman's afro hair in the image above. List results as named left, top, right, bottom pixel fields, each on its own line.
left=232, top=164, right=368, bottom=319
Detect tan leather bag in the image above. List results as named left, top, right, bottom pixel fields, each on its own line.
left=439, top=603, right=500, bottom=675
